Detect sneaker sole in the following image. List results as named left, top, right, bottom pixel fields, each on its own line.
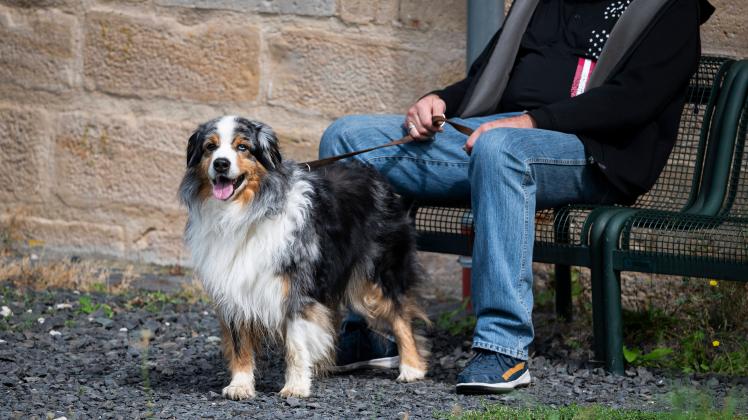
left=332, top=356, right=400, bottom=373
left=455, top=371, right=532, bottom=394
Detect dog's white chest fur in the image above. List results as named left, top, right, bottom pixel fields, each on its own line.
left=186, top=181, right=313, bottom=330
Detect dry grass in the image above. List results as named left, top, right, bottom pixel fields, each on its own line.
left=177, top=275, right=208, bottom=303
left=1, top=221, right=207, bottom=298
left=0, top=256, right=210, bottom=303
left=0, top=256, right=131, bottom=293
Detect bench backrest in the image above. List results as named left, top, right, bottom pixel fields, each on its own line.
left=630, top=56, right=731, bottom=212
left=723, top=98, right=748, bottom=218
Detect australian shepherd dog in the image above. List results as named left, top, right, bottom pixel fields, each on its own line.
left=179, top=116, right=428, bottom=399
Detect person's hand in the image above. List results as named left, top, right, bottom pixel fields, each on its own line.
left=404, top=94, right=447, bottom=140
left=464, top=114, right=536, bottom=154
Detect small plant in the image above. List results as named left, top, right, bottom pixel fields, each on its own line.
left=12, top=318, right=35, bottom=332
left=90, top=282, right=108, bottom=293
left=78, top=295, right=96, bottom=314
left=78, top=295, right=114, bottom=318
left=436, top=300, right=476, bottom=336
left=535, top=288, right=555, bottom=307
left=623, top=298, right=748, bottom=375
left=570, top=267, right=583, bottom=298
left=680, top=331, right=710, bottom=373
left=126, top=288, right=206, bottom=312
left=564, top=337, right=583, bottom=350
left=623, top=345, right=673, bottom=365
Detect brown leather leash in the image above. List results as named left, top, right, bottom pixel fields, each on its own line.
left=299, top=115, right=474, bottom=170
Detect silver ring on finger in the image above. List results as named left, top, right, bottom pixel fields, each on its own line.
left=407, top=121, right=417, bottom=132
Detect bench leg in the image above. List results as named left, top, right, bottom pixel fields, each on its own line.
left=598, top=214, right=627, bottom=375
left=588, top=208, right=634, bottom=365
left=554, top=264, right=572, bottom=321
left=590, top=266, right=605, bottom=362
left=603, top=266, right=624, bottom=374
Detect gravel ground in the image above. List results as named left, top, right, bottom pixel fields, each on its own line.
left=1, top=283, right=746, bottom=419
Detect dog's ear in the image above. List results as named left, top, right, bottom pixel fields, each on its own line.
left=186, top=127, right=205, bottom=168
left=256, top=124, right=282, bottom=170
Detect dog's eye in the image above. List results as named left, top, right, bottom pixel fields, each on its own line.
left=237, top=144, right=249, bottom=152
left=206, top=143, right=218, bottom=152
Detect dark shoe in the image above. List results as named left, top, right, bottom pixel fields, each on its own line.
left=455, top=349, right=531, bottom=394
left=333, top=318, right=399, bottom=372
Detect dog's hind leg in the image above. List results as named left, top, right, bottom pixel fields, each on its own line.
left=220, top=319, right=257, bottom=400
left=385, top=298, right=428, bottom=383
left=280, top=302, right=335, bottom=398
left=351, top=281, right=428, bottom=383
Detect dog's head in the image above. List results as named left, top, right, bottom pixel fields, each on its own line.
left=181, top=116, right=282, bottom=204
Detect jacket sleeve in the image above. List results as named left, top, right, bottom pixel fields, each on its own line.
left=429, top=28, right=502, bottom=116
left=527, top=0, right=700, bottom=136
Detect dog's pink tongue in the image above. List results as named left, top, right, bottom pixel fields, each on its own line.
left=212, top=180, right=234, bottom=200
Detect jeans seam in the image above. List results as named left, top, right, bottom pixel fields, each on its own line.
left=516, top=164, right=533, bottom=329
left=526, top=158, right=588, bottom=166
left=365, top=155, right=468, bottom=167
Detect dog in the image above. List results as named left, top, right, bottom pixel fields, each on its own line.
left=179, top=116, right=428, bottom=399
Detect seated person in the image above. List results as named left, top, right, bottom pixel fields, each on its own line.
left=320, top=0, right=714, bottom=393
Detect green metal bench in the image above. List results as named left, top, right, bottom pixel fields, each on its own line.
left=412, top=55, right=740, bottom=368
left=594, top=59, right=748, bottom=374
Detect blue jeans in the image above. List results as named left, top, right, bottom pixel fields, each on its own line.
left=319, top=113, right=626, bottom=360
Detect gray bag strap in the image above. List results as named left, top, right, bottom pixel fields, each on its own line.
left=458, top=0, right=539, bottom=118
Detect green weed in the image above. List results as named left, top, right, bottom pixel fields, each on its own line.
left=13, top=318, right=35, bottom=332
left=78, top=295, right=114, bottom=318
left=535, top=288, right=555, bottom=307
left=124, top=289, right=200, bottom=313
left=90, top=283, right=108, bottom=293
left=625, top=331, right=748, bottom=375
left=570, top=268, right=583, bottom=298
left=623, top=346, right=674, bottom=365
left=436, top=300, right=476, bottom=336
left=621, top=278, right=748, bottom=376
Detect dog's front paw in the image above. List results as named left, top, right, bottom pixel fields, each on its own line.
left=396, top=364, right=426, bottom=383
left=279, top=384, right=311, bottom=398
left=222, top=383, right=256, bottom=400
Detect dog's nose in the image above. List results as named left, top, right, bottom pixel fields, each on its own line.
left=213, top=158, right=230, bottom=173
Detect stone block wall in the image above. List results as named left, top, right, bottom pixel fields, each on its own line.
left=0, top=0, right=745, bottom=265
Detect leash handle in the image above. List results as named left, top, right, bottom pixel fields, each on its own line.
left=301, top=116, right=473, bottom=170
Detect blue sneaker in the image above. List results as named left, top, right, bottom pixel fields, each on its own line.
left=333, top=318, right=400, bottom=372
left=455, top=349, right=531, bottom=394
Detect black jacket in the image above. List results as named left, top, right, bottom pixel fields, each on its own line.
left=434, top=0, right=709, bottom=199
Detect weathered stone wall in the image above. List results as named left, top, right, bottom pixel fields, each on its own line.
left=0, top=0, right=745, bottom=265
